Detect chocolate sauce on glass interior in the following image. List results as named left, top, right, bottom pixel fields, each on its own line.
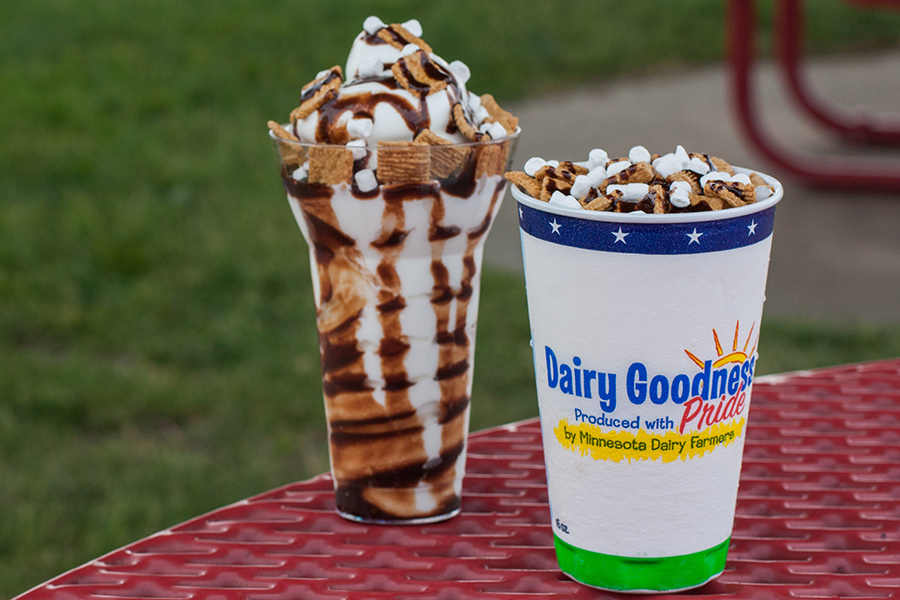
left=277, top=131, right=516, bottom=523
left=270, top=20, right=520, bottom=522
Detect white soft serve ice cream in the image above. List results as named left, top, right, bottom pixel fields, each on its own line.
left=290, top=16, right=511, bottom=148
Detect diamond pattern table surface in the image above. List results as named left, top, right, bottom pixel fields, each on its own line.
left=15, top=359, right=900, bottom=600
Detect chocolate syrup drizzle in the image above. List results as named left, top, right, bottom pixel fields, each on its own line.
left=309, top=39, right=468, bottom=144
left=278, top=31, right=511, bottom=519
left=282, top=147, right=507, bottom=521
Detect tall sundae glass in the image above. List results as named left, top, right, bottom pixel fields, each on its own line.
left=267, top=17, right=519, bottom=524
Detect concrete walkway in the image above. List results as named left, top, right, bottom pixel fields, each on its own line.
left=485, top=49, right=900, bottom=326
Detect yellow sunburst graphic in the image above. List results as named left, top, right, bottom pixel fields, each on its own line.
left=684, top=320, right=758, bottom=370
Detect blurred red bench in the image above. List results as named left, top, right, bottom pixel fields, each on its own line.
left=727, top=0, right=900, bottom=190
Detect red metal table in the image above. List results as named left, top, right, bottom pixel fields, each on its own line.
left=15, top=359, right=900, bottom=600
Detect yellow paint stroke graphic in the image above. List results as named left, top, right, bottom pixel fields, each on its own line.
left=554, top=417, right=746, bottom=463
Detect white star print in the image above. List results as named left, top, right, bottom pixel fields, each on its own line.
left=550, top=219, right=562, bottom=234
left=747, top=220, right=757, bottom=236
left=687, top=228, right=703, bottom=244
left=612, top=227, right=629, bottom=244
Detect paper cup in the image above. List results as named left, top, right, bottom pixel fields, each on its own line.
left=513, top=172, right=782, bottom=592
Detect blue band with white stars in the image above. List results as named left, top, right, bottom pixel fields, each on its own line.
left=514, top=188, right=779, bottom=256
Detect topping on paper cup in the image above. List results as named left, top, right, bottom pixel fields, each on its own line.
left=507, top=146, right=774, bottom=214
left=506, top=171, right=541, bottom=198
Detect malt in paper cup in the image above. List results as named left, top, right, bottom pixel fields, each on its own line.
left=513, top=170, right=782, bottom=592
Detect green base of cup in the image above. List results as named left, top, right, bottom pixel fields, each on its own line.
left=553, top=534, right=729, bottom=593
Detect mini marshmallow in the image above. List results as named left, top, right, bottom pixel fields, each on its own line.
left=629, top=145, right=652, bottom=164
left=292, top=164, right=309, bottom=181
left=670, top=187, right=691, bottom=208
left=685, top=157, right=711, bottom=175
left=356, top=57, right=384, bottom=79
left=346, top=139, right=368, bottom=160
left=485, top=121, right=507, bottom=140
left=399, top=43, right=420, bottom=58
left=549, top=190, right=582, bottom=209
left=588, top=148, right=609, bottom=169
left=606, top=160, right=631, bottom=177
left=569, top=175, right=593, bottom=199
left=732, top=173, right=752, bottom=185
left=449, top=60, right=471, bottom=85
left=587, top=166, right=607, bottom=187
left=547, top=160, right=560, bottom=168
left=756, top=185, right=774, bottom=201
left=355, top=168, right=378, bottom=192
left=315, top=68, right=333, bottom=80
left=675, top=144, right=691, bottom=165
left=401, top=19, right=423, bottom=37
left=669, top=180, right=692, bottom=194
left=627, top=183, right=650, bottom=201
left=467, top=91, right=482, bottom=111
left=524, top=157, right=547, bottom=177
left=700, top=171, right=728, bottom=187
left=474, top=104, right=490, bottom=124
left=608, top=183, right=649, bottom=202
left=652, top=153, right=683, bottom=179
left=363, top=16, right=386, bottom=35
left=347, top=118, right=374, bottom=139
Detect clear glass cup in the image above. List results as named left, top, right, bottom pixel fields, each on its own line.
left=270, top=129, right=518, bottom=524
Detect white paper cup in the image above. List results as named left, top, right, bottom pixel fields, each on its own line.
left=513, top=171, right=782, bottom=592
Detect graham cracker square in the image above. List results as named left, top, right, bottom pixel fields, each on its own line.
left=376, top=141, right=431, bottom=184
left=308, top=146, right=353, bottom=185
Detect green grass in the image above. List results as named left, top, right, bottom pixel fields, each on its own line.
left=3, top=0, right=900, bottom=597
